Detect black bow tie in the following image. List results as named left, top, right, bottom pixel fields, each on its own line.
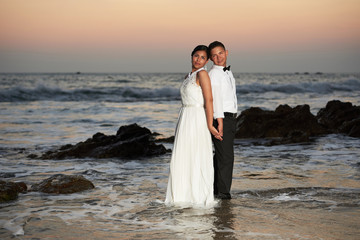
left=223, top=66, right=231, bottom=72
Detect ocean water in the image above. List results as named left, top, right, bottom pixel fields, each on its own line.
left=0, top=72, right=360, bottom=239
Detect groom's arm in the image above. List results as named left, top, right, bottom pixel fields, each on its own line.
left=209, top=70, right=224, bottom=136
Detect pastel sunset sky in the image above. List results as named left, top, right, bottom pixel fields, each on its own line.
left=1, top=0, right=359, bottom=72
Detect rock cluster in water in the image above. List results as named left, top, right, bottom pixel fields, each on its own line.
left=236, top=104, right=328, bottom=139
left=235, top=100, right=360, bottom=144
left=39, top=123, right=168, bottom=160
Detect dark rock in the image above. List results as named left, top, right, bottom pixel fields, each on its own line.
left=0, top=180, right=27, bottom=203
left=40, top=123, right=168, bottom=159
left=340, top=118, right=360, bottom=137
left=116, top=124, right=151, bottom=140
left=30, top=174, right=94, bottom=194
left=59, top=144, right=73, bottom=151
left=27, top=153, right=38, bottom=159
left=316, top=100, right=360, bottom=137
left=236, top=104, right=328, bottom=140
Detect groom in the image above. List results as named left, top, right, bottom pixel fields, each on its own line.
left=208, top=41, right=237, bottom=200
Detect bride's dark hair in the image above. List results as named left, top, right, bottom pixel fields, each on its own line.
left=191, top=45, right=210, bottom=60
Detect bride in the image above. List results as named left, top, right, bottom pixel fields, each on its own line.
left=165, top=45, right=222, bottom=207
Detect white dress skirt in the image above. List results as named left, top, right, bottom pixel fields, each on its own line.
left=165, top=68, right=217, bottom=207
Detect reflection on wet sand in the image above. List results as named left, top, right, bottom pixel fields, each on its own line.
left=166, top=207, right=216, bottom=239
left=213, top=200, right=237, bottom=239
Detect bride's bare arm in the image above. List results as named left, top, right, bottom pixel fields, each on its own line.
left=198, top=70, right=223, bottom=141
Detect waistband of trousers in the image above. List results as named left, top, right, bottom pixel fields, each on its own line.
left=224, top=112, right=237, bottom=118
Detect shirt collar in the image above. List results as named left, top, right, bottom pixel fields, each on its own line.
left=212, top=65, right=225, bottom=69
left=212, top=65, right=231, bottom=72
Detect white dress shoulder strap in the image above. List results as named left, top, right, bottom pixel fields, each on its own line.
left=191, top=67, right=205, bottom=76
left=187, top=67, right=205, bottom=82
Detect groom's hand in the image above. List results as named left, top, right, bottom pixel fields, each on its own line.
left=217, top=118, right=224, bottom=137
left=209, top=126, right=223, bottom=141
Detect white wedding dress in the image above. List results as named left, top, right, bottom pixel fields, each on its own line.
left=165, top=67, right=217, bottom=207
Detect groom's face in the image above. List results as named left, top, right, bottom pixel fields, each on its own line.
left=210, top=46, right=228, bottom=67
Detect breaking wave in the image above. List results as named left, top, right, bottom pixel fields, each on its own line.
left=0, top=85, right=181, bottom=102
left=1, top=76, right=359, bottom=102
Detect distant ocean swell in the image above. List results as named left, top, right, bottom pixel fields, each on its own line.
left=237, top=78, right=360, bottom=94
left=0, top=85, right=181, bottom=102
left=1, top=78, right=359, bottom=102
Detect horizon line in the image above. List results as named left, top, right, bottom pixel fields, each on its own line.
left=1, top=71, right=359, bottom=74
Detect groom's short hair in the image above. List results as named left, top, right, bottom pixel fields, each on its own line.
left=208, top=41, right=226, bottom=52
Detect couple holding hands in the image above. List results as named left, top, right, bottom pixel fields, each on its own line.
left=165, top=41, right=237, bottom=207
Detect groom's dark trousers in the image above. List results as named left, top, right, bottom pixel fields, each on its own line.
left=212, top=113, right=237, bottom=196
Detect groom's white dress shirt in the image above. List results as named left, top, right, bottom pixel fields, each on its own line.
left=208, top=65, right=238, bottom=119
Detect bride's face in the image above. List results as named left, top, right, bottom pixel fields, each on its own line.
left=191, top=50, right=209, bottom=70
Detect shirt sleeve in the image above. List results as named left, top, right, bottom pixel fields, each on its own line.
left=209, top=70, right=224, bottom=119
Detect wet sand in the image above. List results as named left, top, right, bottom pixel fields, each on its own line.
left=1, top=164, right=359, bottom=240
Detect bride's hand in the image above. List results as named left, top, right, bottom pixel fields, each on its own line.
left=210, top=126, right=223, bottom=141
